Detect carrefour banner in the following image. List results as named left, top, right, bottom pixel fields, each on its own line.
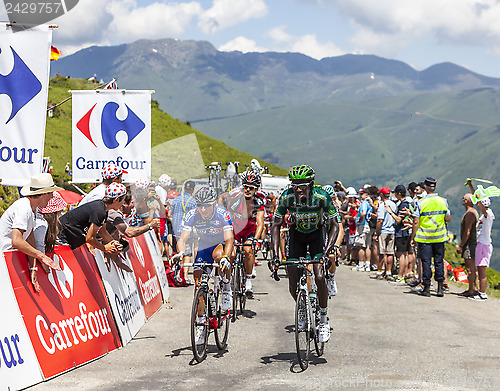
left=0, top=24, right=52, bottom=186
left=127, top=235, right=163, bottom=319
left=94, top=249, right=146, bottom=346
left=0, top=253, right=44, bottom=391
left=71, top=90, right=152, bottom=183
left=4, top=246, right=122, bottom=379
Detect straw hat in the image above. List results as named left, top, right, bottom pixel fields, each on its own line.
left=20, top=173, right=63, bottom=196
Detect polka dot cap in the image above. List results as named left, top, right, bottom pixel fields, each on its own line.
left=105, top=183, right=127, bottom=199
left=159, top=174, right=171, bottom=187
left=135, top=178, right=149, bottom=189
left=101, top=163, right=127, bottom=180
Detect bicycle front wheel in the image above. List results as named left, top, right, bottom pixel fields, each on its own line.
left=239, top=264, right=247, bottom=313
left=314, top=307, right=324, bottom=357
left=231, top=267, right=238, bottom=322
left=191, top=287, right=209, bottom=363
left=214, top=291, right=230, bottom=350
left=295, top=290, right=310, bottom=370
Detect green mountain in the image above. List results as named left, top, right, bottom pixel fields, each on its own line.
left=50, top=38, right=500, bottom=123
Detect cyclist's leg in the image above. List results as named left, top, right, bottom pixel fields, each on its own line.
left=288, top=227, right=307, bottom=301
left=310, top=229, right=328, bottom=309
left=212, top=243, right=232, bottom=281
left=212, top=242, right=232, bottom=310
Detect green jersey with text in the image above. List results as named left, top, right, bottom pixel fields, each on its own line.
left=275, top=186, right=338, bottom=234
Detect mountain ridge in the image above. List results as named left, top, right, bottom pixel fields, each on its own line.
left=51, top=38, right=500, bottom=122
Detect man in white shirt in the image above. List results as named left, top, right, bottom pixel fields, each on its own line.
left=79, top=163, right=127, bottom=206
left=0, top=173, right=63, bottom=291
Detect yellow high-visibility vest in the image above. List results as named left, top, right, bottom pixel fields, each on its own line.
left=415, top=195, right=448, bottom=243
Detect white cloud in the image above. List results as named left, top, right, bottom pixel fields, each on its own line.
left=219, top=36, right=268, bottom=53
left=107, top=0, right=203, bottom=41
left=268, top=26, right=343, bottom=59
left=327, top=0, right=500, bottom=52
left=198, top=0, right=267, bottom=34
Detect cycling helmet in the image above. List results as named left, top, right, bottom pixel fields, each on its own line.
left=240, top=170, right=261, bottom=188
left=194, top=186, right=217, bottom=204
left=288, top=165, right=315, bottom=182
left=322, top=184, right=335, bottom=198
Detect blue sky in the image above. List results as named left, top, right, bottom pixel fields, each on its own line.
left=4, top=0, right=500, bottom=77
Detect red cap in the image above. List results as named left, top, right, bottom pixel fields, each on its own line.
left=378, top=187, right=391, bottom=195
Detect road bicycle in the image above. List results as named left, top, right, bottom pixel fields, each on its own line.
left=260, top=221, right=272, bottom=260
left=205, top=162, right=224, bottom=196
left=230, top=241, right=255, bottom=321
left=275, top=256, right=325, bottom=370
left=187, top=261, right=230, bottom=363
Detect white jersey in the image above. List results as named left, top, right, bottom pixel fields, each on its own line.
left=79, top=183, right=106, bottom=206
left=477, top=208, right=495, bottom=245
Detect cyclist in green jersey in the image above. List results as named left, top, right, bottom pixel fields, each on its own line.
left=270, top=165, right=340, bottom=343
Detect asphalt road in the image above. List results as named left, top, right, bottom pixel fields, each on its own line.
left=28, top=263, right=500, bottom=391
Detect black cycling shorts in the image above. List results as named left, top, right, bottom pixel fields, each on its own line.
left=287, top=227, right=325, bottom=260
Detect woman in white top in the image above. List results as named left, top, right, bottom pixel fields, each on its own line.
left=466, top=178, right=495, bottom=301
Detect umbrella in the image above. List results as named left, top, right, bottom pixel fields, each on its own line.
left=57, top=190, right=83, bottom=205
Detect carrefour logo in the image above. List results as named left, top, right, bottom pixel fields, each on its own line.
left=48, top=254, right=74, bottom=299
left=0, top=46, right=41, bottom=124
left=76, top=102, right=146, bottom=149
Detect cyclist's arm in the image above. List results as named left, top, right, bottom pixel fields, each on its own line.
left=271, top=216, right=283, bottom=259
left=176, top=228, right=190, bottom=254
left=223, top=228, right=234, bottom=258
left=323, top=216, right=339, bottom=257
left=268, top=193, right=277, bottom=214
left=255, top=209, right=265, bottom=240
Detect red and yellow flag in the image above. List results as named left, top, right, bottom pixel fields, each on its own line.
left=50, top=45, right=61, bottom=61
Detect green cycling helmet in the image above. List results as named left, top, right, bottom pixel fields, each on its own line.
left=289, top=165, right=315, bottom=181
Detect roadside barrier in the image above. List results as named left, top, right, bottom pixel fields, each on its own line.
left=1, top=230, right=169, bottom=390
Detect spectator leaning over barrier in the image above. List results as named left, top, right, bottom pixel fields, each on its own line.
left=0, top=173, right=63, bottom=292
left=103, top=189, right=160, bottom=272
left=34, top=191, right=67, bottom=255
left=466, top=179, right=495, bottom=301
left=78, top=163, right=127, bottom=206
left=410, top=177, right=451, bottom=297
left=169, top=180, right=197, bottom=284
left=58, top=183, right=125, bottom=255
left=457, top=192, right=479, bottom=297
left=375, top=187, right=396, bottom=280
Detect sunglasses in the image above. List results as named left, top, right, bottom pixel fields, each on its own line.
left=197, top=203, right=214, bottom=208
left=291, top=182, right=312, bottom=190
left=243, top=185, right=257, bottom=190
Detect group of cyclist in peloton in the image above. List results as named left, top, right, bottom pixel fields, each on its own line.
left=176, top=164, right=341, bottom=345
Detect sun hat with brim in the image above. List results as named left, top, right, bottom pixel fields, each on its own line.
left=39, top=191, right=67, bottom=214
left=20, top=173, right=64, bottom=196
